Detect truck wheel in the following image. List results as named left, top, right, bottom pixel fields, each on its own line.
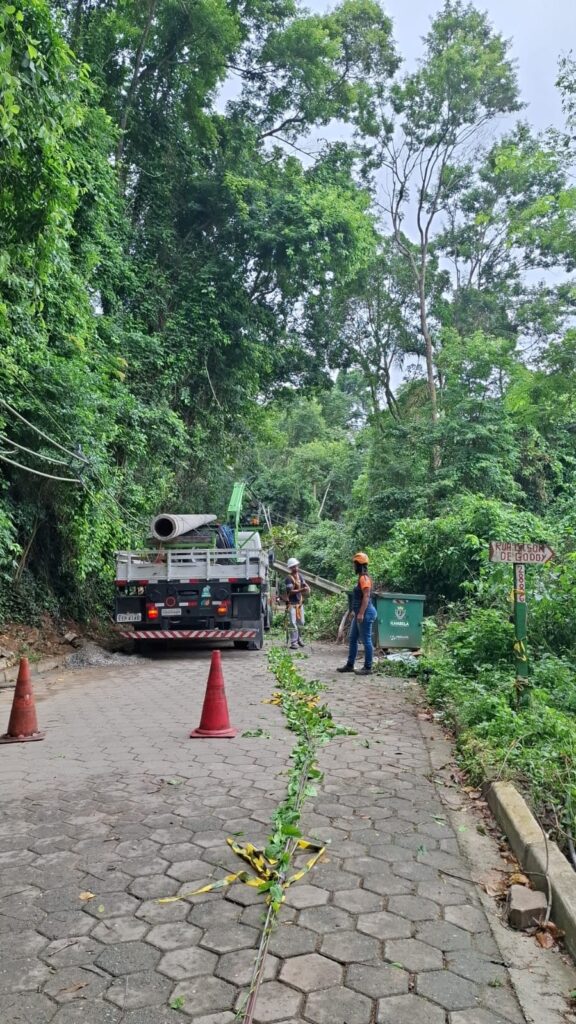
left=233, top=640, right=250, bottom=650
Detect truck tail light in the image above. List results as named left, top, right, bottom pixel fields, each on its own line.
left=216, top=601, right=229, bottom=615
left=146, top=604, right=159, bottom=620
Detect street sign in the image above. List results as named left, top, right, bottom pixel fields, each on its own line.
left=489, top=541, right=555, bottom=565
left=488, top=540, right=554, bottom=709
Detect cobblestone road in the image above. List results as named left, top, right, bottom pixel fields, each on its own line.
left=0, top=643, right=568, bottom=1023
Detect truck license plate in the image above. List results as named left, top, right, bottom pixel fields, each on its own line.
left=116, top=612, right=142, bottom=623
left=162, top=607, right=181, bottom=616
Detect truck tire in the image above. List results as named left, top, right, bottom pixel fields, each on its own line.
left=233, top=640, right=250, bottom=650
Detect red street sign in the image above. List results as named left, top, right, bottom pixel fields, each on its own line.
left=489, top=542, right=555, bottom=565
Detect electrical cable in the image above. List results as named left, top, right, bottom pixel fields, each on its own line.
left=0, top=452, right=82, bottom=483
left=0, top=434, right=72, bottom=467
left=0, top=399, right=90, bottom=464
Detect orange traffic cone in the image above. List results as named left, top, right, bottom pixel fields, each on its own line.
left=0, top=658, right=45, bottom=744
left=190, top=651, right=237, bottom=739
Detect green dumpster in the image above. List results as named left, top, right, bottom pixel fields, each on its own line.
left=374, top=592, right=425, bottom=649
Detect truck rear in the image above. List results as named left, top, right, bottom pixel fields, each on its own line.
left=113, top=509, right=272, bottom=650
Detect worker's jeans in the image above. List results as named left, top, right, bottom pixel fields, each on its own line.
left=288, top=604, right=304, bottom=646
left=347, top=605, right=377, bottom=668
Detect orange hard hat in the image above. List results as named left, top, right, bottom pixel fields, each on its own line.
left=353, top=551, right=369, bottom=565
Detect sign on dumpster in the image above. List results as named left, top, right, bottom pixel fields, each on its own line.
left=489, top=542, right=555, bottom=565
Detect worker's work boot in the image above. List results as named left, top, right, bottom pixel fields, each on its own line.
left=355, top=666, right=372, bottom=676
left=337, top=663, right=355, bottom=673
left=297, top=638, right=305, bottom=648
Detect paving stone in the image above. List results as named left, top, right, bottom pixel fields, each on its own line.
left=80, top=871, right=133, bottom=894
left=3, top=992, right=59, bottom=1024
left=158, top=945, right=218, bottom=980
left=446, top=952, right=508, bottom=986
left=298, top=905, right=353, bottom=934
left=0, top=956, right=51, bottom=993
left=170, top=975, right=237, bottom=1016
left=416, top=882, right=470, bottom=906
left=333, top=888, right=383, bottom=913
left=145, top=921, right=201, bottom=950
left=388, top=894, right=440, bottom=922
left=224, top=884, right=264, bottom=906
left=128, top=875, right=180, bottom=899
left=234, top=979, right=302, bottom=1022
left=84, top=893, right=141, bottom=918
left=188, top=899, right=241, bottom=929
left=446, top=905, right=491, bottom=933
left=320, top=930, right=380, bottom=963
left=95, top=940, right=160, bottom=975
left=216, top=948, right=277, bottom=985
left=43, top=965, right=109, bottom=1002
left=186, top=1016, right=235, bottom=1024
left=122, top=857, right=171, bottom=878
left=479, top=984, right=525, bottom=1023
left=50, top=1002, right=122, bottom=1023
left=416, top=920, right=472, bottom=951
left=241, top=903, right=292, bottom=929
left=384, top=937, right=443, bottom=972
left=92, top=916, right=148, bottom=943
left=362, top=874, right=412, bottom=897
left=392, top=861, right=440, bottom=882
left=201, top=922, right=258, bottom=953
left=167, top=859, right=209, bottom=882
left=473, top=932, right=502, bottom=958
left=0, top=928, right=48, bottom=956
left=306, top=985, right=372, bottom=1024
left=311, top=866, right=361, bottom=890
left=357, top=910, right=412, bottom=940
left=106, top=969, right=173, bottom=1009
left=267, top=924, right=317, bottom=958
left=377, top=993, right=446, bottom=1023
left=136, top=898, right=189, bottom=924
left=43, top=935, right=104, bottom=967
left=346, top=963, right=409, bottom=998
left=284, top=884, right=329, bottom=909
left=450, top=1010, right=518, bottom=1024
left=121, top=1011, right=185, bottom=1024
left=417, top=970, right=480, bottom=1011
left=279, top=952, right=342, bottom=991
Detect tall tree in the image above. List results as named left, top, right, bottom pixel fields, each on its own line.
left=377, top=0, right=521, bottom=440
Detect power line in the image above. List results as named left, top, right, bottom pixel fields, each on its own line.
left=0, top=399, right=90, bottom=465
left=0, top=435, right=72, bottom=467
left=0, top=452, right=82, bottom=484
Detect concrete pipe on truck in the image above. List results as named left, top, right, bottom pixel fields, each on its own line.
left=150, top=513, right=216, bottom=542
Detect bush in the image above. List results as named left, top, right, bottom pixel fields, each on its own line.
left=306, top=594, right=348, bottom=641
left=420, top=610, right=576, bottom=845
left=442, top=609, right=514, bottom=675
left=369, top=495, right=547, bottom=607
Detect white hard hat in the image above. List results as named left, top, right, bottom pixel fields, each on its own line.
left=287, top=557, right=300, bottom=569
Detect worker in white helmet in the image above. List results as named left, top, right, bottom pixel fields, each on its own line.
left=285, top=557, right=310, bottom=649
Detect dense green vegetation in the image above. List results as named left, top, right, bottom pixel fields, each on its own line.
left=2, top=2, right=576, bottom=838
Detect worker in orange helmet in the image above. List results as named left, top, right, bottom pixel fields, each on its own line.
left=337, top=552, right=377, bottom=675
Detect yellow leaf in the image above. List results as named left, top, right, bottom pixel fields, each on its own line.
left=79, top=891, right=96, bottom=901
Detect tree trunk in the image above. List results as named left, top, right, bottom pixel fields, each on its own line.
left=116, top=0, right=157, bottom=166
left=417, top=269, right=441, bottom=471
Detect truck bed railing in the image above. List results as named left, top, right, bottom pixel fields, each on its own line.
left=115, top=548, right=267, bottom=584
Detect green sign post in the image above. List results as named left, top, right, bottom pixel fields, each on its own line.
left=489, top=542, right=555, bottom=708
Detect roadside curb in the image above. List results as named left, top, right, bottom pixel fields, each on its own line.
left=0, top=652, right=75, bottom=690
left=486, top=780, right=576, bottom=959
